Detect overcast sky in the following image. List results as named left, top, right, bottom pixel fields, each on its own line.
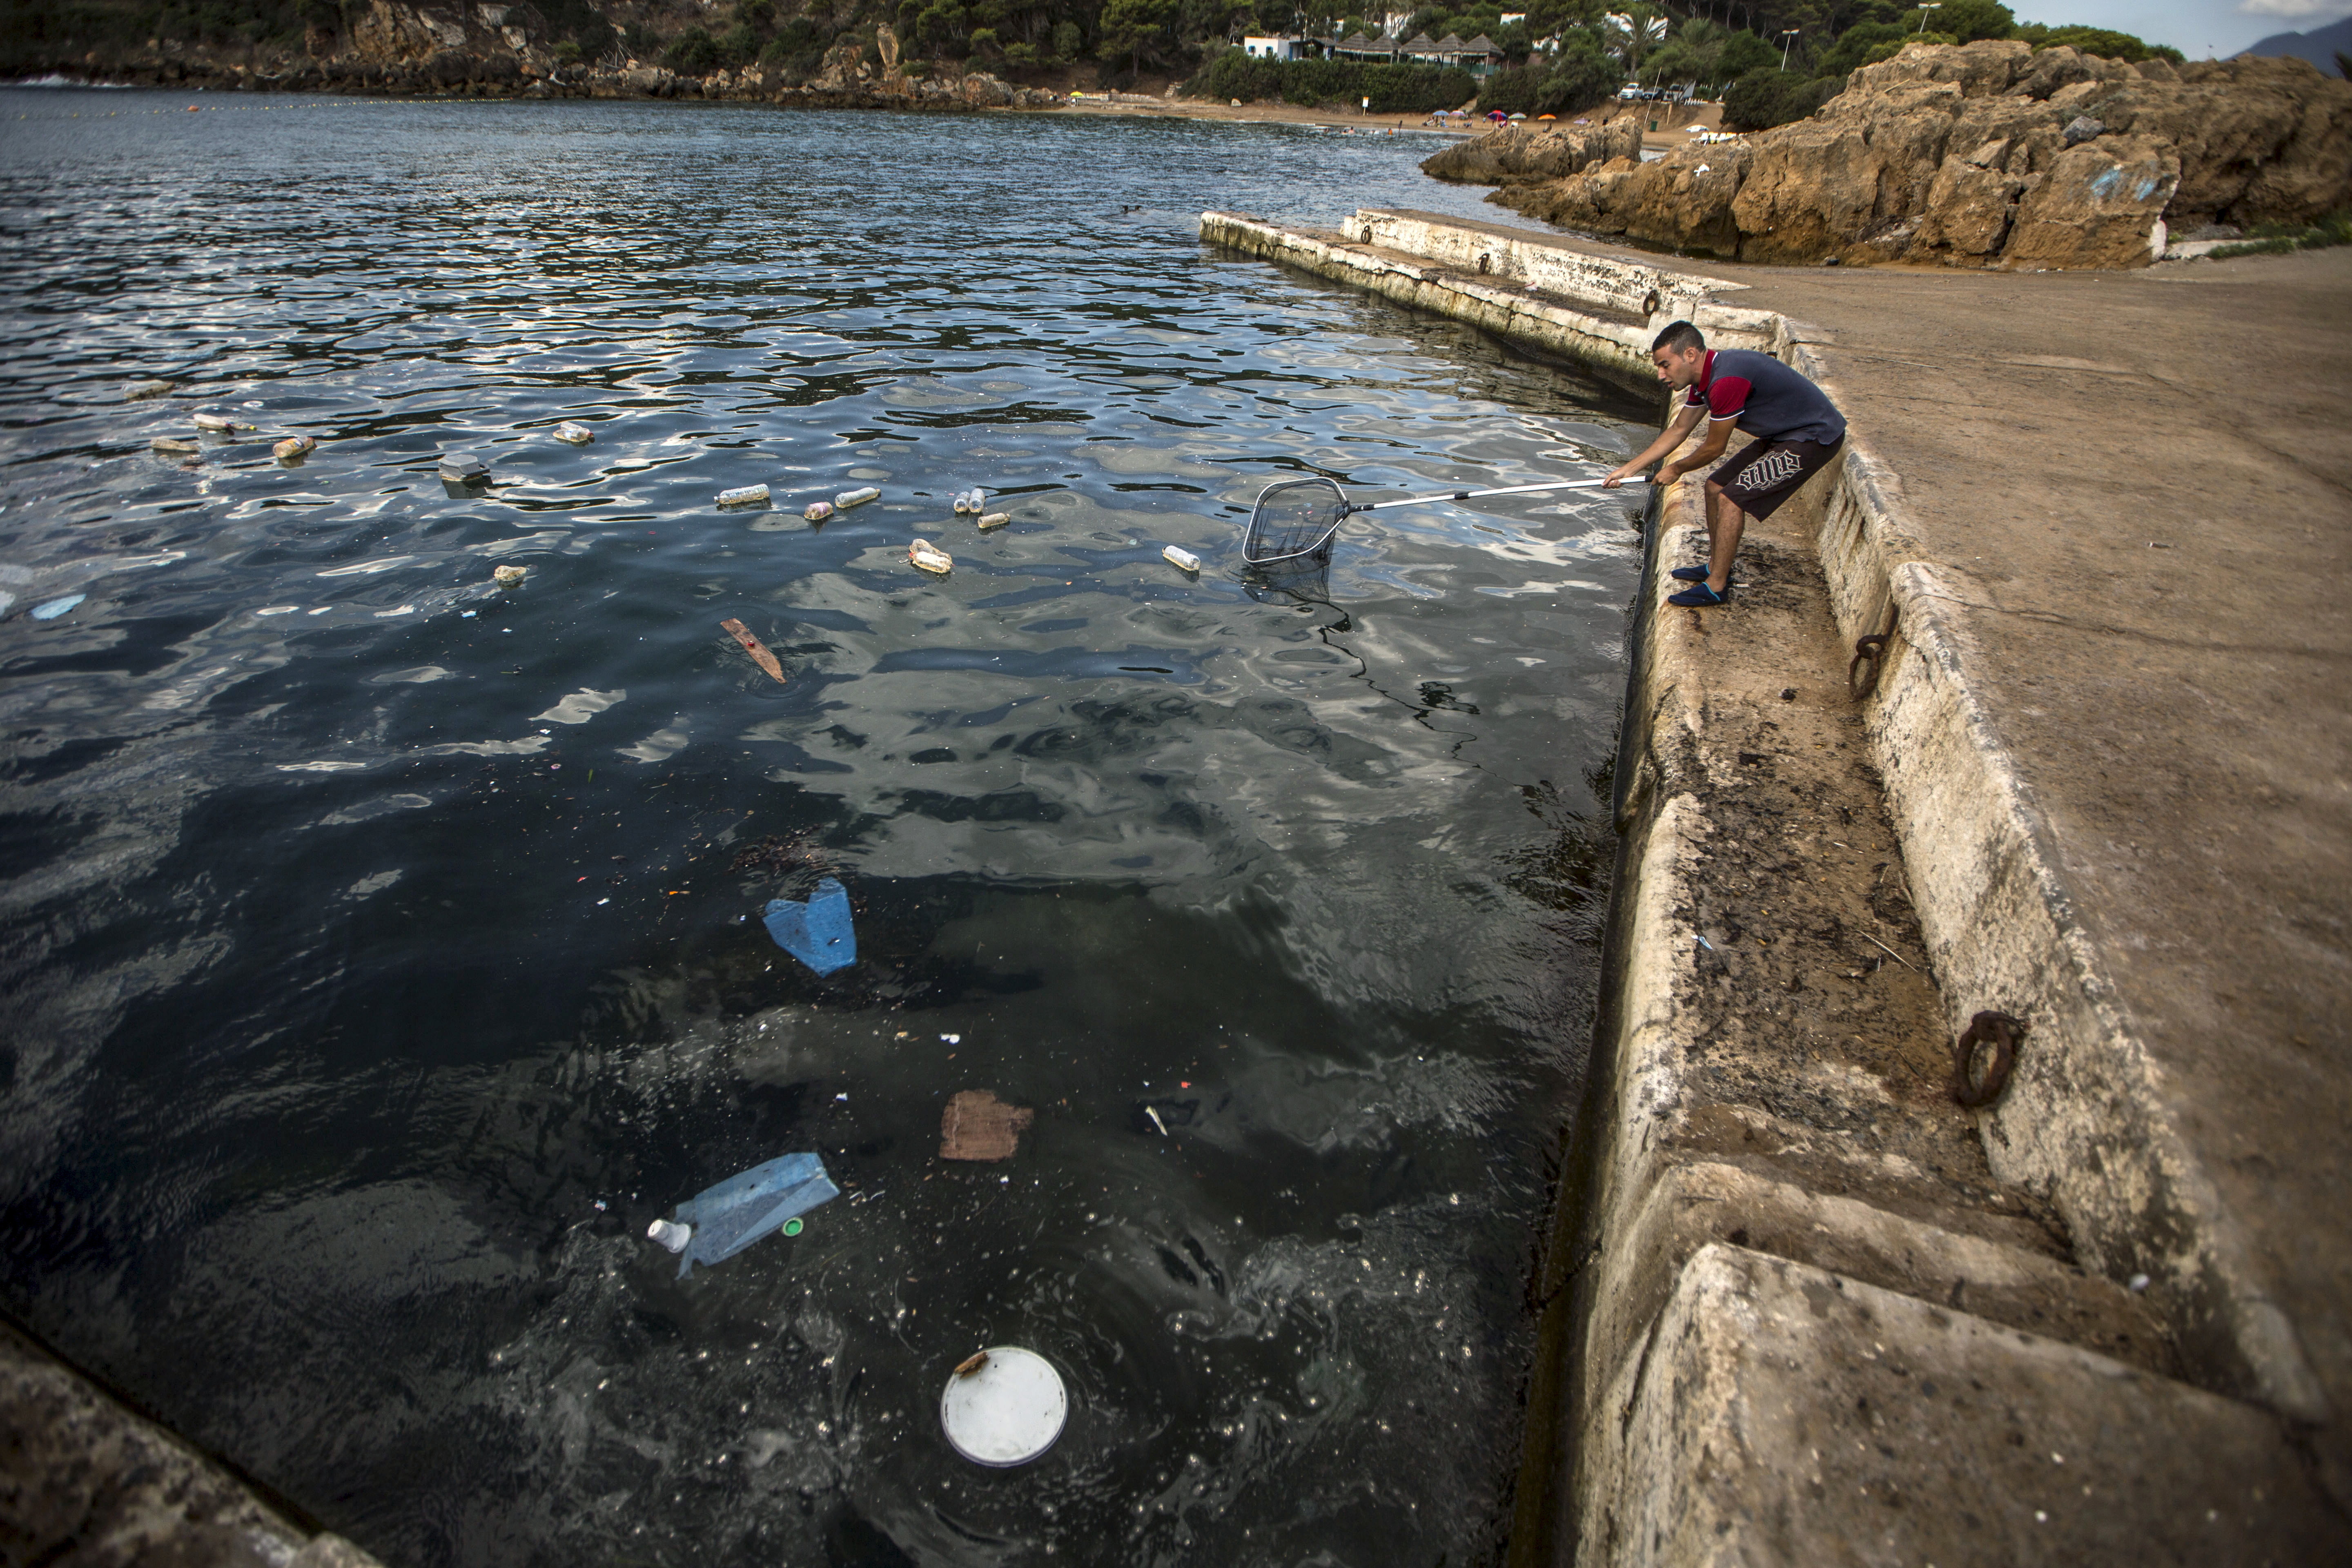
left=2008, top=0, right=2352, bottom=57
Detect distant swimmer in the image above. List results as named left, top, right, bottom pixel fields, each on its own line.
left=1604, top=320, right=1847, bottom=608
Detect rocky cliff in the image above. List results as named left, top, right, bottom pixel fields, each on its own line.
left=32, top=4, right=1061, bottom=112
left=1426, top=41, right=2352, bottom=270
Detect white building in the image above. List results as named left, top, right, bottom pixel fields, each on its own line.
left=1241, top=36, right=1307, bottom=60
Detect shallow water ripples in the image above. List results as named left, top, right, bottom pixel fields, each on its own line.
left=0, top=89, right=1653, bottom=1566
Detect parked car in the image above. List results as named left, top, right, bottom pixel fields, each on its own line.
left=1616, top=82, right=1643, bottom=100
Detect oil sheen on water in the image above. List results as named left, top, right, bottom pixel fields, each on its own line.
left=0, top=88, right=1655, bottom=1566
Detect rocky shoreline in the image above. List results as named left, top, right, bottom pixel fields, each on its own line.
left=23, top=9, right=1062, bottom=112
left=1425, top=40, right=2352, bottom=270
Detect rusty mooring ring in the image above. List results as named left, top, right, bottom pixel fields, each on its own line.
left=1950, top=1011, right=2022, bottom=1108
left=1849, top=633, right=1891, bottom=701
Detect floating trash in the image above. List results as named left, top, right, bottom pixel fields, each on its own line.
left=977, top=512, right=1011, bottom=531
left=151, top=437, right=199, bottom=455
left=909, top=539, right=953, bottom=575
left=492, top=564, right=528, bottom=588
left=30, top=595, right=85, bottom=620
left=940, top=1090, right=1034, bottom=1163
left=720, top=617, right=786, bottom=684
left=953, top=488, right=988, bottom=514
left=648, top=1152, right=839, bottom=1278
left=804, top=500, right=835, bottom=523
left=834, top=486, right=879, bottom=508
left=125, top=379, right=174, bottom=401
left=552, top=421, right=593, bottom=445
left=439, top=454, right=489, bottom=484
left=192, top=412, right=243, bottom=433
left=717, top=483, right=771, bottom=508
left=763, top=876, right=856, bottom=975
left=942, top=1346, right=1067, bottom=1467
left=1162, top=545, right=1201, bottom=573
left=272, top=435, right=316, bottom=462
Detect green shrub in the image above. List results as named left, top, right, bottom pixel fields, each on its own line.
left=2211, top=212, right=2352, bottom=258
left=1722, top=67, right=1838, bottom=131
left=1051, top=19, right=1081, bottom=60
left=761, top=16, right=833, bottom=75
left=1187, top=49, right=1477, bottom=114
left=664, top=24, right=723, bottom=74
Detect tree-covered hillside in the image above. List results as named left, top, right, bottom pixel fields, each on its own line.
left=0, top=0, right=2186, bottom=114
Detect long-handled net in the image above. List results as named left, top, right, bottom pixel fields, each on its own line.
left=1240, top=473, right=1637, bottom=566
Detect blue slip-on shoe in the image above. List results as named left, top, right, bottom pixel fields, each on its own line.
left=1667, top=581, right=1733, bottom=607
left=1670, top=564, right=1715, bottom=581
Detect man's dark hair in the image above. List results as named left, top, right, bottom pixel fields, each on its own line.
left=1651, top=320, right=1706, bottom=355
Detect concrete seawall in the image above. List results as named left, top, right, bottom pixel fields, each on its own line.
left=1200, top=207, right=2352, bottom=1561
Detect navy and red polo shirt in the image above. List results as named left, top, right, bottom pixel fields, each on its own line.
left=1684, top=349, right=1846, bottom=447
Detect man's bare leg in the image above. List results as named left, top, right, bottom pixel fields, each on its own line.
left=1702, top=480, right=1747, bottom=595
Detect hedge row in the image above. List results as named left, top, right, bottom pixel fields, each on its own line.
left=1187, top=50, right=1477, bottom=115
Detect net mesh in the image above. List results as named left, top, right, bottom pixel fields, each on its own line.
left=1242, top=478, right=1350, bottom=565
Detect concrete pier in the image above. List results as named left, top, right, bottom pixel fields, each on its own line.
left=0, top=1315, right=384, bottom=1567
left=1200, top=207, right=2352, bottom=1561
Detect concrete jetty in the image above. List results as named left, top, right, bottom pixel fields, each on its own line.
left=1201, top=208, right=2352, bottom=1561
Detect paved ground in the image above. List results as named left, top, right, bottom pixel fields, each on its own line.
left=1720, top=246, right=2352, bottom=1488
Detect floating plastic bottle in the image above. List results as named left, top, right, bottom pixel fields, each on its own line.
left=804, top=501, right=835, bottom=522
left=835, top=486, right=879, bottom=508
left=953, top=488, right=988, bottom=514
left=553, top=421, right=594, bottom=444
left=1162, top=545, right=1201, bottom=572
left=650, top=1152, right=840, bottom=1278
left=717, top=483, right=771, bottom=507
left=909, top=539, right=953, bottom=575
left=193, top=412, right=242, bottom=432
left=272, top=435, right=316, bottom=462
left=977, top=512, right=1010, bottom=531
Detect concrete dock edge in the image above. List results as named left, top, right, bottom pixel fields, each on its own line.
left=1, top=1312, right=386, bottom=1568
left=1199, top=206, right=2351, bottom=1561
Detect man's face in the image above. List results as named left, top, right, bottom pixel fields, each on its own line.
left=1651, top=344, right=1705, bottom=389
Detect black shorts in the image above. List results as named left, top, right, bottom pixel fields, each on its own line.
left=1710, top=435, right=1844, bottom=520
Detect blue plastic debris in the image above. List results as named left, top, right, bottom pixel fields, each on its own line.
left=648, top=1152, right=838, bottom=1278
left=764, top=877, right=856, bottom=976
left=31, top=595, right=85, bottom=620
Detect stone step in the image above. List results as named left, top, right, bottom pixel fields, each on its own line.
left=1577, top=1243, right=2346, bottom=1566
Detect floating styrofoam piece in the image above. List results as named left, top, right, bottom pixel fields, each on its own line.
left=1162, top=545, right=1200, bottom=572
left=909, top=539, right=952, bottom=575
left=717, top=483, right=771, bottom=507
left=151, top=437, right=199, bottom=454
left=941, top=1347, right=1067, bottom=1467
left=804, top=501, right=835, bottom=522
left=273, top=435, right=316, bottom=462
left=492, top=564, right=527, bottom=587
left=553, top=421, right=593, bottom=444
left=976, top=512, right=1010, bottom=530
left=31, top=595, right=85, bottom=620
left=439, top=454, right=489, bottom=483
left=654, top=1152, right=839, bottom=1278
left=834, top=486, right=879, bottom=508
left=764, top=876, right=856, bottom=975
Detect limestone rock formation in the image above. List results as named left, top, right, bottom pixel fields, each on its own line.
left=1438, top=40, right=2352, bottom=270
left=1421, top=119, right=1645, bottom=186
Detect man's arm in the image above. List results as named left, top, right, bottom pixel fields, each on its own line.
left=1659, top=416, right=1734, bottom=484
left=1603, top=402, right=1704, bottom=486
